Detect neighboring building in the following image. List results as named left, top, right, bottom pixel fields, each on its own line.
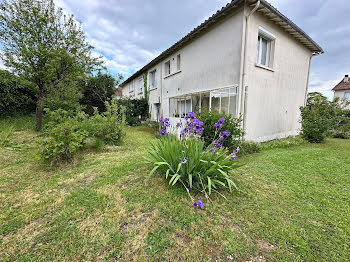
left=114, top=87, right=123, bottom=99
left=332, top=75, right=350, bottom=109
left=119, top=0, right=323, bottom=141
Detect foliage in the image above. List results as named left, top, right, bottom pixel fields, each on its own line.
left=0, top=120, right=15, bottom=147
left=39, top=98, right=125, bottom=163
left=300, top=92, right=338, bottom=143
left=0, top=0, right=102, bottom=130
left=0, top=70, right=37, bottom=116
left=331, top=103, right=350, bottom=139
left=197, top=110, right=243, bottom=150
left=39, top=109, right=88, bottom=163
left=260, top=136, right=306, bottom=150
left=84, top=98, right=126, bottom=146
left=232, top=140, right=261, bottom=155
left=116, top=97, right=148, bottom=126
left=44, top=81, right=83, bottom=112
left=81, top=72, right=123, bottom=114
left=146, top=113, right=241, bottom=200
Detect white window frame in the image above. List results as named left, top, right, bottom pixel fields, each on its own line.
left=164, top=60, right=171, bottom=76
left=177, top=54, right=181, bottom=71
left=256, top=27, right=275, bottom=70
left=138, top=77, right=143, bottom=94
left=149, top=70, right=157, bottom=90
left=345, top=92, right=350, bottom=101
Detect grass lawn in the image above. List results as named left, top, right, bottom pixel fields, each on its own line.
left=1, top=116, right=350, bottom=261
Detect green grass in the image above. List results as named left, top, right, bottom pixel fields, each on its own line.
left=1, top=117, right=350, bottom=261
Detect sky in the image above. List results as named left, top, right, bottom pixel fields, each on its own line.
left=2, top=0, right=349, bottom=99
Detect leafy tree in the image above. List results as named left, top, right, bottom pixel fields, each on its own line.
left=80, top=72, right=123, bottom=114
left=0, top=69, right=37, bottom=116
left=0, top=0, right=101, bottom=130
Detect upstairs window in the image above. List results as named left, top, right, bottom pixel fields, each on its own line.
left=345, top=92, right=350, bottom=101
left=138, top=77, right=143, bottom=94
left=150, top=70, right=156, bottom=89
left=256, top=27, right=275, bottom=69
left=177, top=54, right=181, bottom=71
left=165, top=60, right=170, bottom=76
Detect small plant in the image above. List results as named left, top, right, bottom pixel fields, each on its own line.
left=146, top=112, right=241, bottom=204
left=0, top=121, right=15, bottom=148
left=231, top=140, right=261, bottom=155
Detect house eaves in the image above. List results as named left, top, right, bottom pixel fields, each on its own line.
left=120, top=0, right=323, bottom=87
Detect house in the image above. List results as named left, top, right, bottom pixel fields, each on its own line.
left=332, top=75, right=350, bottom=109
left=119, top=0, right=323, bottom=142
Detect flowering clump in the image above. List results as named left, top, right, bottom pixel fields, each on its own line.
left=159, top=117, right=170, bottom=136
left=180, top=112, right=204, bottom=138
left=148, top=112, right=241, bottom=208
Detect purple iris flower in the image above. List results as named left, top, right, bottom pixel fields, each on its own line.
left=193, top=198, right=204, bottom=209
left=230, top=155, right=238, bottom=161
left=176, top=122, right=181, bottom=127
left=214, top=122, right=221, bottom=130
left=180, top=157, right=188, bottom=164
left=218, top=118, right=225, bottom=124
left=187, top=187, right=192, bottom=191
left=160, top=129, right=167, bottom=136
left=188, top=112, right=195, bottom=119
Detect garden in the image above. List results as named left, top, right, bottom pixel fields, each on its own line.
left=1, top=0, right=350, bottom=261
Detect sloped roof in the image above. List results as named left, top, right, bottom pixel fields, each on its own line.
left=332, top=77, right=350, bottom=91
left=120, top=0, right=323, bottom=87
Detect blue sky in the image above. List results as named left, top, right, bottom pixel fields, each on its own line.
left=2, top=0, right=349, bottom=99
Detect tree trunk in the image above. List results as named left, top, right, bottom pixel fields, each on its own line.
left=35, top=95, right=44, bottom=131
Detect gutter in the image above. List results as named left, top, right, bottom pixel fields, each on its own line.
left=241, top=0, right=260, bottom=138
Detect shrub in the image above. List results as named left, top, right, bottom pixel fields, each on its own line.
left=146, top=113, right=241, bottom=201
left=331, top=108, right=350, bottom=139
left=116, top=97, right=148, bottom=126
left=232, top=140, right=261, bottom=155
left=85, top=99, right=126, bottom=145
left=40, top=110, right=88, bottom=163
left=0, top=70, right=37, bottom=116
left=260, top=136, right=306, bottom=150
left=197, top=110, right=243, bottom=150
left=300, top=92, right=337, bottom=143
left=39, top=98, right=125, bottom=163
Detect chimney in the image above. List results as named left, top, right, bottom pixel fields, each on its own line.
left=345, top=75, right=349, bottom=83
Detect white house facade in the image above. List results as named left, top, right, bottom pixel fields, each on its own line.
left=119, top=0, right=323, bottom=142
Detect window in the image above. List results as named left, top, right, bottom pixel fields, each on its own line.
left=150, top=70, right=156, bottom=89
left=345, top=92, right=350, bottom=101
left=138, top=77, right=143, bottom=94
left=256, top=27, right=275, bottom=68
left=177, top=54, right=181, bottom=71
left=165, top=60, right=170, bottom=76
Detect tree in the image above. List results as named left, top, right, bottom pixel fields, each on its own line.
left=0, top=69, right=37, bottom=116
left=80, top=72, right=123, bottom=114
left=0, top=0, right=102, bottom=130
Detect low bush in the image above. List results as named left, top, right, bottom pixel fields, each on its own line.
left=85, top=99, right=126, bottom=145
left=39, top=110, right=88, bottom=163
left=39, top=98, right=125, bottom=164
left=300, top=92, right=337, bottom=143
left=331, top=109, right=350, bottom=139
left=146, top=113, right=241, bottom=202
left=232, top=140, right=261, bottom=155
left=260, top=136, right=306, bottom=150
left=197, top=110, right=243, bottom=150
left=116, top=97, right=148, bottom=126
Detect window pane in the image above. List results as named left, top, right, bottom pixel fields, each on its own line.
left=261, top=38, right=268, bottom=65
left=345, top=92, right=350, bottom=100
left=220, top=88, right=229, bottom=114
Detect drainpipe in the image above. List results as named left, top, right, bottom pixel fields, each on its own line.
left=304, top=52, right=320, bottom=105
left=241, top=0, right=260, bottom=139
